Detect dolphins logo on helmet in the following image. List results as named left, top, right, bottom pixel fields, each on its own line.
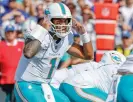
left=100, top=51, right=126, bottom=66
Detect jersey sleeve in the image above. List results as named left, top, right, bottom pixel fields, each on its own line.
left=66, top=32, right=74, bottom=51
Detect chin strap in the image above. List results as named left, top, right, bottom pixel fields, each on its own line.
left=49, top=31, right=61, bottom=43
left=49, top=31, right=56, bottom=38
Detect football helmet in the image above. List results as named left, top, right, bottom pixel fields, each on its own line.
left=45, top=3, right=72, bottom=38
left=100, top=51, right=126, bottom=66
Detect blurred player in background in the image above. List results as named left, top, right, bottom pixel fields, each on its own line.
left=51, top=51, right=126, bottom=102
left=14, top=2, right=93, bottom=102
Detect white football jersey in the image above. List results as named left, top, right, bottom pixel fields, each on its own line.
left=51, top=61, right=100, bottom=88
left=63, top=64, right=119, bottom=93
left=71, top=61, right=100, bottom=74
left=15, top=25, right=73, bottom=83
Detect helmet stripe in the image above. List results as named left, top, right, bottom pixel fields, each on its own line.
left=58, top=3, right=66, bottom=14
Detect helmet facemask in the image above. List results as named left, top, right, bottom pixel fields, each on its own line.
left=50, top=18, right=72, bottom=38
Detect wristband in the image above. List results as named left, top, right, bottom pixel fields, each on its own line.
left=80, top=32, right=90, bottom=43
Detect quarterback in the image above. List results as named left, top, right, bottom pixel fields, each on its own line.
left=14, top=2, right=93, bottom=102
left=51, top=51, right=126, bottom=102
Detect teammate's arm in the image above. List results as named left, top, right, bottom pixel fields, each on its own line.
left=23, top=38, right=41, bottom=59
left=68, top=18, right=94, bottom=60
left=71, top=56, right=88, bottom=65
left=68, top=42, right=93, bottom=60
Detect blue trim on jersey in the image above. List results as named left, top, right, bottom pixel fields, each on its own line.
left=58, top=3, right=66, bottom=14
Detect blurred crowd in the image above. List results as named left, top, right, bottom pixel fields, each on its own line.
left=0, top=0, right=133, bottom=102
left=0, top=0, right=133, bottom=52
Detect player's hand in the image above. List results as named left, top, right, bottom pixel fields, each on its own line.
left=72, top=18, right=86, bottom=34
left=41, top=16, right=51, bottom=30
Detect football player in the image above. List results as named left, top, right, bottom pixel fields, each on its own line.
left=51, top=51, right=126, bottom=102
left=107, top=54, right=133, bottom=102
left=14, top=3, right=93, bottom=102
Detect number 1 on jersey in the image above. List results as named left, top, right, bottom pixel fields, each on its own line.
left=47, top=58, right=57, bottom=79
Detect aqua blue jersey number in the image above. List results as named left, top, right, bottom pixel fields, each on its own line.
left=47, top=58, right=57, bottom=79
